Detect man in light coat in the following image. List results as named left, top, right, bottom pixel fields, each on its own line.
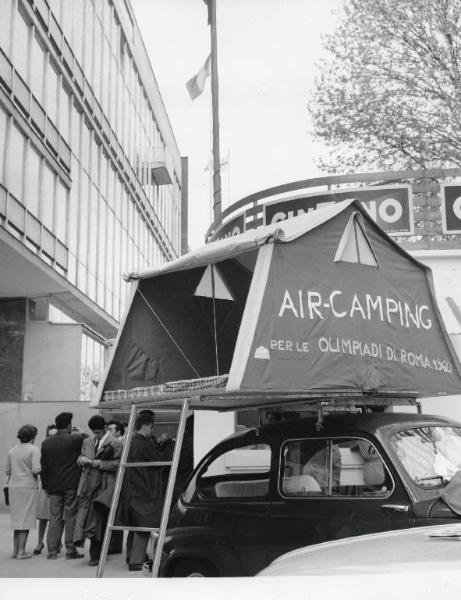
left=73, top=415, right=122, bottom=566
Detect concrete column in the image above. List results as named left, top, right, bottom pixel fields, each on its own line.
left=0, top=298, right=26, bottom=402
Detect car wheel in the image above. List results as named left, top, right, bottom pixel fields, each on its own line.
left=172, top=558, right=218, bottom=577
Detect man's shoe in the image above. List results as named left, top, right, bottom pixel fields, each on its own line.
left=47, top=554, right=58, bottom=560
left=65, top=551, right=84, bottom=559
left=89, top=559, right=99, bottom=566
left=128, top=563, right=143, bottom=571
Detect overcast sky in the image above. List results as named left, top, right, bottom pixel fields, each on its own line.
left=130, top=0, right=342, bottom=248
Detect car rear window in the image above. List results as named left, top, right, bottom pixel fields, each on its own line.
left=197, top=444, right=271, bottom=499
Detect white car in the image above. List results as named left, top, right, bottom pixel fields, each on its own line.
left=258, top=524, right=461, bottom=576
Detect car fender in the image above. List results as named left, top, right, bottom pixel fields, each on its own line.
left=162, top=526, right=241, bottom=576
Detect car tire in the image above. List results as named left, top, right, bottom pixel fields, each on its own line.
left=171, top=558, right=218, bottom=577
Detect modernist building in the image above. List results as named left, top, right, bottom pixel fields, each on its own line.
left=0, top=0, right=187, bottom=457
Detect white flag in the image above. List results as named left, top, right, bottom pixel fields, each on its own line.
left=186, top=55, right=211, bottom=100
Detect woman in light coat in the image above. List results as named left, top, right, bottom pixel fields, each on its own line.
left=5, top=425, right=41, bottom=559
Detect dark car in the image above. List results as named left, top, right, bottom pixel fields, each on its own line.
left=161, top=412, right=461, bottom=577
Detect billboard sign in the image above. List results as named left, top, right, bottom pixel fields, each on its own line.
left=264, top=186, right=413, bottom=235
left=442, top=184, right=461, bottom=234
left=211, top=213, right=246, bottom=241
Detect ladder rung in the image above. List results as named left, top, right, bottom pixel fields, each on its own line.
left=108, top=526, right=160, bottom=533
left=121, top=461, right=173, bottom=467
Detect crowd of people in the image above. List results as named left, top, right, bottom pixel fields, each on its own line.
left=4, top=410, right=193, bottom=571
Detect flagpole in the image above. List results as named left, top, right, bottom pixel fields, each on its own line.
left=209, top=0, right=222, bottom=221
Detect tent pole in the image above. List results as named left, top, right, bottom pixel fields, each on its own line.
left=211, top=264, right=219, bottom=375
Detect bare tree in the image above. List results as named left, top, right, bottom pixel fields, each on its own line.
left=310, top=0, right=461, bottom=172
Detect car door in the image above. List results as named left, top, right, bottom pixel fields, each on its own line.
left=189, top=440, right=273, bottom=575
left=267, top=435, right=416, bottom=564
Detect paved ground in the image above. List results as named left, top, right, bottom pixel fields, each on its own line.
left=0, top=513, right=144, bottom=578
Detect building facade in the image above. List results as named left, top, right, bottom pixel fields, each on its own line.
left=0, top=0, right=187, bottom=459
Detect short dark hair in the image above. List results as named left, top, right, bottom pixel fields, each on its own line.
left=108, top=420, right=125, bottom=436
left=88, top=415, right=106, bottom=431
left=55, top=412, right=73, bottom=429
left=135, top=413, right=154, bottom=431
left=17, top=425, right=38, bottom=443
left=139, top=409, right=155, bottom=419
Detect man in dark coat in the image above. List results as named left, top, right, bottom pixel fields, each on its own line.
left=116, top=412, right=164, bottom=571
left=40, top=412, right=84, bottom=560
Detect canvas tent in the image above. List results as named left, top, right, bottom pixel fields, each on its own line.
left=92, top=199, right=461, bottom=411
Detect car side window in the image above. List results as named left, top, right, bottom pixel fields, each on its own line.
left=280, top=438, right=391, bottom=498
left=197, top=443, right=271, bottom=500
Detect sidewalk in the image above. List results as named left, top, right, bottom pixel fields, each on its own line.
left=0, top=513, right=144, bottom=578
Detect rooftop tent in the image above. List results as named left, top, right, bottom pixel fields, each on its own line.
left=92, top=199, right=461, bottom=410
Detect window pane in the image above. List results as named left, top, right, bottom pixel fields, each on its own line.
left=0, top=107, right=7, bottom=184
left=41, top=163, right=55, bottom=230
left=71, top=103, right=81, bottom=155
left=59, top=85, right=70, bottom=143
left=92, top=139, right=100, bottom=184
left=6, top=122, right=25, bottom=199
left=61, top=0, right=72, bottom=40
left=281, top=438, right=390, bottom=498
left=81, top=120, right=91, bottom=171
left=68, top=161, right=80, bottom=253
left=105, top=208, right=114, bottom=311
left=55, top=178, right=68, bottom=242
left=88, top=184, right=98, bottom=276
left=72, top=0, right=84, bottom=64
left=30, top=34, right=46, bottom=102
left=26, top=145, right=41, bottom=216
left=97, top=197, right=106, bottom=306
left=83, top=3, right=94, bottom=81
left=78, top=171, right=89, bottom=263
left=102, top=38, right=110, bottom=114
left=0, top=0, right=12, bottom=57
left=197, top=444, right=271, bottom=499
left=93, top=21, right=102, bottom=100
left=46, top=62, right=59, bottom=124
left=13, top=8, right=29, bottom=81
left=80, top=333, right=88, bottom=401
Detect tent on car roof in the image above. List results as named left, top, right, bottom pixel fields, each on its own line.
left=91, top=199, right=461, bottom=410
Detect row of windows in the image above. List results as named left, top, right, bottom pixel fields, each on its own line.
left=0, top=108, right=68, bottom=240
left=197, top=439, right=391, bottom=500
left=1, top=0, right=182, bottom=254
left=0, top=103, right=167, bottom=321
left=0, top=0, right=184, bottom=324
left=1, top=1, right=72, bottom=142
left=44, top=0, right=182, bottom=247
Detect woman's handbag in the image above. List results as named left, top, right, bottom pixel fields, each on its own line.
left=3, top=478, right=9, bottom=506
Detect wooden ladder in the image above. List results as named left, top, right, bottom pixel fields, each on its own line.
left=96, top=398, right=190, bottom=577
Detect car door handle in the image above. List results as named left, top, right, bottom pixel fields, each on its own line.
left=381, top=503, right=410, bottom=513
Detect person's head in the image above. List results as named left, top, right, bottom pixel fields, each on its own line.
left=46, top=424, right=57, bottom=437
left=265, top=410, right=282, bottom=423
left=55, top=412, right=73, bottom=431
left=107, top=420, right=124, bottom=438
left=88, top=415, right=107, bottom=440
left=139, top=409, right=155, bottom=421
left=17, top=424, right=38, bottom=444
left=135, top=413, right=154, bottom=437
